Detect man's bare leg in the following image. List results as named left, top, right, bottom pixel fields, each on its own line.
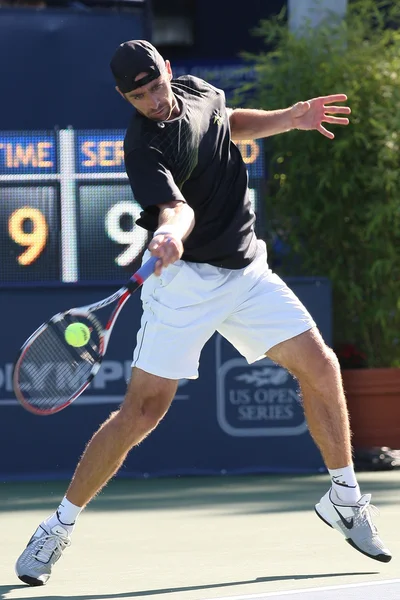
left=268, top=327, right=392, bottom=563
left=266, top=327, right=352, bottom=470
left=15, top=367, right=179, bottom=585
left=66, top=367, right=178, bottom=507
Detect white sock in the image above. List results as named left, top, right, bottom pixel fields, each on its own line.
left=328, top=465, right=361, bottom=504
left=45, top=496, right=82, bottom=533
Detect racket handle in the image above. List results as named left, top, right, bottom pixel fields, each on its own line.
left=131, top=255, right=159, bottom=285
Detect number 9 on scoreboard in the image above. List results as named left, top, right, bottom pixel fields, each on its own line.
left=8, top=206, right=48, bottom=266
left=77, top=184, right=149, bottom=281
left=105, top=201, right=147, bottom=267
left=0, top=186, right=60, bottom=283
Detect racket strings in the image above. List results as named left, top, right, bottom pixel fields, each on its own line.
left=16, top=315, right=102, bottom=411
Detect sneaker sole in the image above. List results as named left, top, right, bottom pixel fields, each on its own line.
left=314, top=505, right=333, bottom=528
left=17, top=574, right=45, bottom=586
left=314, top=507, right=392, bottom=563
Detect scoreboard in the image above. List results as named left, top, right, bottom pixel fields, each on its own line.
left=0, top=129, right=265, bottom=286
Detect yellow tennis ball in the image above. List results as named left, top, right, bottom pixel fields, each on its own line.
left=65, top=323, right=91, bottom=347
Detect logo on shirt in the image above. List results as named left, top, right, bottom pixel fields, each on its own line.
left=213, top=110, right=224, bottom=126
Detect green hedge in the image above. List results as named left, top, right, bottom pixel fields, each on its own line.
left=238, top=0, right=400, bottom=368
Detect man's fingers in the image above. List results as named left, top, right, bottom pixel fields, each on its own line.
left=152, top=249, right=178, bottom=273
left=149, top=235, right=183, bottom=272
left=323, top=115, right=350, bottom=125
left=149, top=234, right=173, bottom=258
left=154, top=258, right=163, bottom=276
left=317, top=123, right=335, bottom=139
left=318, top=93, right=348, bottom=103
left=325, top=105, right=351, bottom=115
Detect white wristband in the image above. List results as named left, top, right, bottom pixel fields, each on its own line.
left=153, top=224, right=182, bottom=239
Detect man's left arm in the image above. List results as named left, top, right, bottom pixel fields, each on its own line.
left=228, top=94, right=351, bottom=141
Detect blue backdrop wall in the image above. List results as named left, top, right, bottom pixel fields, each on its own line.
left=0, top=7, right=149, bottom=130
left=0, top=279, right=330, bottom=480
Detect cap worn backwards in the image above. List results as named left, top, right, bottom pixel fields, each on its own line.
left=110, top=40, right=166, bottom=93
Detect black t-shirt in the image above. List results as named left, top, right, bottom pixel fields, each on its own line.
left=124, top=75, right=258, bottom=269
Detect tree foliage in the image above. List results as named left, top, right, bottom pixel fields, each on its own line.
left=238, top=0, right=400, bottom=367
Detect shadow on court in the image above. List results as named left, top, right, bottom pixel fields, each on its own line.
left=0, top=571, right=380, bottom=599
left=1, top=472, right=400, bottom=515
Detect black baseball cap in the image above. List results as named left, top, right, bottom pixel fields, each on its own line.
left=110, top=40, right=166, bottom=93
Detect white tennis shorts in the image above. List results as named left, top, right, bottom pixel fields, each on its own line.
left=132, top=241, right=316, bottom=379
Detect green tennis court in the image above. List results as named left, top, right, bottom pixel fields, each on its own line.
left=1, top=471, right=399, bottom=600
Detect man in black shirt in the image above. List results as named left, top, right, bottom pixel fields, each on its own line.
left=15, top=40, right=391, bottom=586
left=122, top=46, right=256, bottom=269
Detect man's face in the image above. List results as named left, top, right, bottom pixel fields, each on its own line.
left=120, top=60, right=176, bottom=121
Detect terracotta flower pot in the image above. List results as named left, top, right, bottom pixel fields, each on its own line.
left=341, top=368, right=400, bottom=449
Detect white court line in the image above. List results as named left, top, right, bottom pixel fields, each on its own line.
left=205, top=579, right=400, bottom=600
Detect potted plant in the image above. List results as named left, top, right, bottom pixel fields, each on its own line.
left=237, top=0, right=400, bottom=449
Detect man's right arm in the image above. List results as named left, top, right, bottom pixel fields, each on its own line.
left=124, top=149, right=195, bottom=272
left=148, top=200, right=195, bottom=274
left=155, top=200, right=195, bottom=241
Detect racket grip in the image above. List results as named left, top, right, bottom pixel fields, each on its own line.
left=132, top=255, right=159, bottom=285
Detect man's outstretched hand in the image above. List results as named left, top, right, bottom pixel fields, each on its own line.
left=291, top=94, right=351, bottom=139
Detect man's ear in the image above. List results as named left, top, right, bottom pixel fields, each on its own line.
left=165, top=59, right=173, bottom=80
left=115, top=86, right=127, bottom=101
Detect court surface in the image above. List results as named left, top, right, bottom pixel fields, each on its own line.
left=0, top=471, right=399, bottom=600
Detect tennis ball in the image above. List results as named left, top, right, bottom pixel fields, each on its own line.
left=65, top=323, right=91, bottom=347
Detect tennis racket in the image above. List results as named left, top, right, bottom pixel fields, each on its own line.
left=13, top=255, right=158, bottom=416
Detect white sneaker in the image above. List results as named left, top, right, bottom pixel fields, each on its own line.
left=15, top=522, right=71, bottom=586
left=315, top=488, right=392, bottom=563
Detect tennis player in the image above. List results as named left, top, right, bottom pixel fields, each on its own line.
left=15, top=40, right=391, bottom=586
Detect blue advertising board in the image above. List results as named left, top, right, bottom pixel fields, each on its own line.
left=0, top=278, right=330, bottom=481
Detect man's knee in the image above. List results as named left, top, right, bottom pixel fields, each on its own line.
left=314, top=344, right=341, bottom=380
left=297, top=341, right=341, bottom=391
left=118, top=368, right=178, bottom=435
left=269, top=328, right=341, bottom=387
